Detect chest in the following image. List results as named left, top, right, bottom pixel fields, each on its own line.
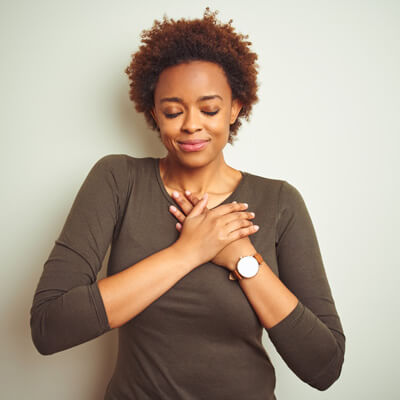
left=108, top=173, right=279, bottom=281
left=164, top=187, right=234, bottom=210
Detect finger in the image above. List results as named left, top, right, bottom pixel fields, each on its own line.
left=187, top=192, right=209, bottom=217
left=226, top=218, right=254, bottom=232
left=227, top=221, right=260, bottom=240
left=172, top=190, right=196, bottom=216
left=184, top=191, right=203, bottom=210
left=184, top=191, right=206, bottom=210
left=222, top=210, right=255, bottom=226
left=169, top=204, right=186, bottom=223
left=184, top=191, right=200, bottom=205
left=209, top=201, right=249, bottom=217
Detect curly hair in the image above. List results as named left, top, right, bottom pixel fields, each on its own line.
left=125, top=7, right=259, bottom=145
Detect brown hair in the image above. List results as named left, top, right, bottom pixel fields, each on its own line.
left=125, top=7, right=259, bottom=145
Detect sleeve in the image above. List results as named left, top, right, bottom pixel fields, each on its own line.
left=29, top=154, right=128, bottom=355
left=265, top=180, right=346, bottom=391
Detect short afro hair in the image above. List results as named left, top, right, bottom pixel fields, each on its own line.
left=125, top=7, right=260, bottom=145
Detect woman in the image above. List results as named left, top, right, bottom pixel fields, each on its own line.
left=30, top=7, right=345, bottom=399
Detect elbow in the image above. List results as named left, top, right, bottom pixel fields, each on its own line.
left=32, top=338, right=54, bottom=356
left=30, top=308, right=57, bottom=356
left=308, top=346, right=345, bottom=391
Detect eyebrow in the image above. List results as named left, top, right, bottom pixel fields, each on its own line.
left=160, top=95, right=223, bottom=104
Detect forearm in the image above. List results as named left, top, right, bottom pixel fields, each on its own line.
left=231, top=243, right=344, bottom=390
left=226, top=240, right=298, bottom=329
left=238, top=259, right=299, bottom=329
left=98, top=244, right=199, bottom=329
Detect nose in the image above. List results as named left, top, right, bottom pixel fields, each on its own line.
left=181, top=108, right=202, bottom=133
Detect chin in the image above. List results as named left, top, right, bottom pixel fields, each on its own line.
left=181, top=152, right=225, bottom=168
left=178, top=154, right=208, bottom=165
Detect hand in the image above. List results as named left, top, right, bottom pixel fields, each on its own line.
left=171, top=191, right=258, bottom=267
left=169, top=190, right=258, bottom=271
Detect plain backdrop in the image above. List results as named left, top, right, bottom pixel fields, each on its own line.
left=1, top=0, right=399, bottom=398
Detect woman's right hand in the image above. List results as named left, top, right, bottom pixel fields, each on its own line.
left=173, top=193, right=257, bottom=266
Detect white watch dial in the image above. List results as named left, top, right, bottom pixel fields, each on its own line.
left=237, top=256, right=259, bottom=278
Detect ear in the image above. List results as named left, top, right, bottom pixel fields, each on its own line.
left=150, top=107, right=158, bottom=125
left=230, top=98, right=243, bottom=125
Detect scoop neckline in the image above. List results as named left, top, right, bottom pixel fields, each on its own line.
left=153, top=157, right=248, bottom=210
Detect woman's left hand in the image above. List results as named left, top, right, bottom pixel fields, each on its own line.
left=168, top=190, right=257, bottom=272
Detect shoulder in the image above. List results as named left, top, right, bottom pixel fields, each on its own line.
left=92, top=153, right=149, bottom=175
left=88, top=154, right=132, bottom=195
left=277, top=180, right=308, bottom=214
left=243, top=170, right=306, bottom=215
left=243, top=170, right=285, bottom=206
left=245, top=170, right=301, bottom=196
left=244, top=170, right=284, bottom=189
left=91, top=154, right=156, bottom=189
left=92, top=153, right=128, bottom=171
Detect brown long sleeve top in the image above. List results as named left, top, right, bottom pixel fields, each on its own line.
left=30, top=154, right=346, bottom=399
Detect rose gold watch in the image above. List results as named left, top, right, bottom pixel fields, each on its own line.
left=228, top=252, right=265, bottom=280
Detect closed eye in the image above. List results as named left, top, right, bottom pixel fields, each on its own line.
left=165, top=110, right=220, bottom=119
left=203, top=110, right=219, bottom=116
left=164, top=112, right=181, bottom=119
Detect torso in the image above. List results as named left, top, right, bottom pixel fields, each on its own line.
left=102, top=155, right=285, bottom=398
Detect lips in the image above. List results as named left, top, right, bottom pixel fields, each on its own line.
left=178, top=139, right=210, bottom=144
left=178, top=140, right=210, bottom=152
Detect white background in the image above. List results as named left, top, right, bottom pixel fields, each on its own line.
left=1, top=0, right=399, bottom=398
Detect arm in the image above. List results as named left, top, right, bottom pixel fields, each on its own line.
left=233, top=181, right=346, bottom=391
left=29, top=155, right=199, bottom=355
left=30, top=155, right=123, bottom=355
left=97, top=244, right=198, bottom=330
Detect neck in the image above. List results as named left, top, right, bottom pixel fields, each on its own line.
left=159, top=154, right=235, bottom=197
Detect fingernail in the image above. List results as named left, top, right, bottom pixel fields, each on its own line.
left=243, top=203, right=248, bottom=207
left=254, top=225, right=259, bottom=231
left=185, top=190, right=191, bottom=195
left=232, top=201, right=237, bottom=203
left=170, top=205, right=177, bottom=212
left=250, top=212, right=255, bottom=217
left=172, top=191, right=179, bottom=198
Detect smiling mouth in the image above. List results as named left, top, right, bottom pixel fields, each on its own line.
left=177, top=140, right=210, bottom=144
left=178, top=140, right=210, bottom=152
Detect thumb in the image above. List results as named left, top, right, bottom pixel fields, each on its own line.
left=187, top=192, right=208, bottom=217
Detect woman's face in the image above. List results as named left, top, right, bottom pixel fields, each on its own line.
left=151, top=60, right=242, bottom=167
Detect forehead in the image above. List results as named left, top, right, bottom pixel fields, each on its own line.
left=154, top=60, right=232, bottom=102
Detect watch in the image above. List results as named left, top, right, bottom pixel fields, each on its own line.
left=228, top=252, right=265, bottom=281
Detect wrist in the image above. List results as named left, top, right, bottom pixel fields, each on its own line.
left=169, top=242, right=201, bottom=271
left=229, top=248, right=264, bottom=281
left=227, top=259, right=237, bottom=272
left=229, top=243, right=257, bottom=271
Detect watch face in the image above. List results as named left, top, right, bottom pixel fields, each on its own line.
left=237, top=256, right=259, bottom=278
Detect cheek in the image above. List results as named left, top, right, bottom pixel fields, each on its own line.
left=157, top=117, right=176, bottom=133
left=159, top=128, right=178, bottom=148
left=158, top=118, right=182, bottom=135
left=206, top=112, right=231, bottom=131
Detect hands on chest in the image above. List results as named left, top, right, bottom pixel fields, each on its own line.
left=168, top=189, right=259, bottom=272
